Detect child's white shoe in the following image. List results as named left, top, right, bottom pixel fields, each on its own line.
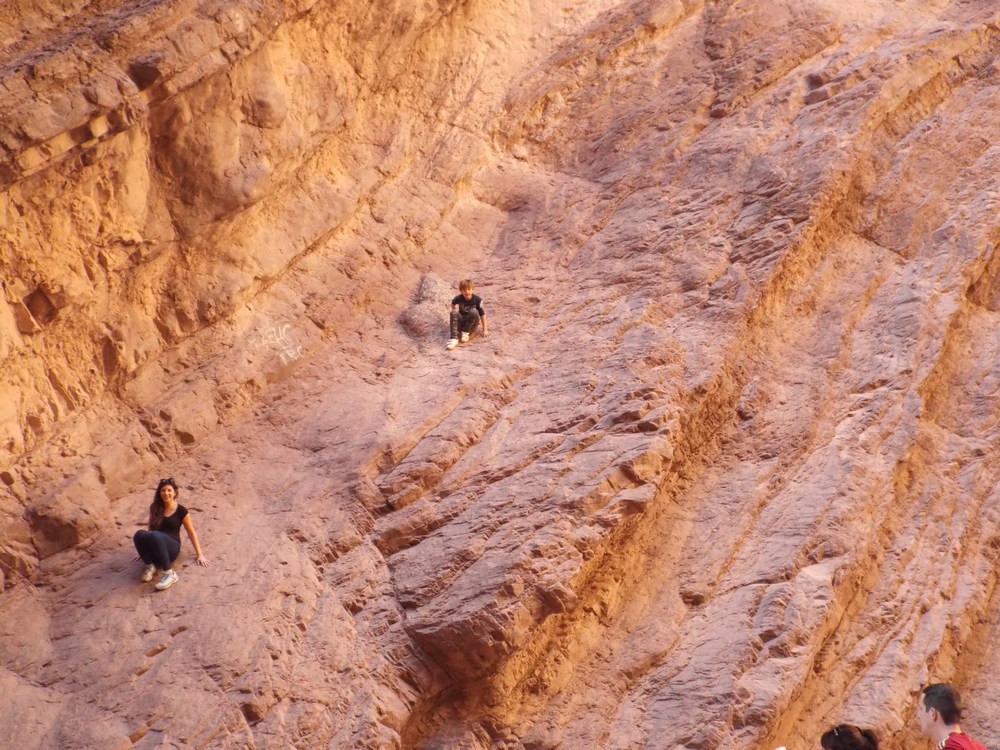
left=446, top=339, right=459, bottom=350
left=460, top=332, right=470, bottom=343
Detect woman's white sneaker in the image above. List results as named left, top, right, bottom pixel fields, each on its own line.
left=155, top=569, right=179, bottom=590
left=140, top=564, right=158, bottom=582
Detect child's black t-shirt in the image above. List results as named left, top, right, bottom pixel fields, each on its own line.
left=452, top=294, right=485, bottom=317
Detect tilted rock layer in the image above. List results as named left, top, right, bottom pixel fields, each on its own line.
left=3, top=0, right=1000, bottom=748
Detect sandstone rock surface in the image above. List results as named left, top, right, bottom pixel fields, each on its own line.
left=3, top=0, right=1000, bottom=748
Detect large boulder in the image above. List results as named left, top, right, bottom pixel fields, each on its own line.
left=26, top=468, right=111, bottom=559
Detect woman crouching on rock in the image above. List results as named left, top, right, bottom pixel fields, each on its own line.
left=133, top=477, right=209, bottom=590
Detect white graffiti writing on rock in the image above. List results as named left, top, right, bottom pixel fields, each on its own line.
left=249, top=323, right=302, bottom=365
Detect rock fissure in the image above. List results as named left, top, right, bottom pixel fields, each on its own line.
left=6, top=1, right=1000, bottom=748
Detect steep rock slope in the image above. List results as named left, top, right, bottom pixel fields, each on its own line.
left=3, top=1, right=1000, bottom=748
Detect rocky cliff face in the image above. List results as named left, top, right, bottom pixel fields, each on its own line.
left=3, top=0, right=1000, bottom=748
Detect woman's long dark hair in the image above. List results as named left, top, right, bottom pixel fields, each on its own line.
left=820, top=725, right=879, bottom=750
left=149, top=478, right=179, bottom=530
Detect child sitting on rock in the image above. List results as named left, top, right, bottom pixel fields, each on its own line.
left=447, top=279, right=488, bottom=350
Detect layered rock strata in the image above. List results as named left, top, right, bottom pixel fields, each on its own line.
left=3, top=1, right=1000, bottom=749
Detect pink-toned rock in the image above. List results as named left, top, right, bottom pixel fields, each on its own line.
left=4, top=1, right=1000, bottom=750
left=0, top=504, right=37, bottom=583
left=399, top=273, right=454, bottom=341
left=26, top=468, right=110, bottom=558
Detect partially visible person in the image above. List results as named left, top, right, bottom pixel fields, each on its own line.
left=917, top=683, right=988, bottom=750
left=132, top=477, right=209, bottom=591
left=446, top=278, right=487, bottom=350
left=820, top=724, right=879, bottom=750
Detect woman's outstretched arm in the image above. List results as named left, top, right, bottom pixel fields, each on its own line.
left=182, top=515, right=210, bottom=566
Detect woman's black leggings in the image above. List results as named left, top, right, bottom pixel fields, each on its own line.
left=133, top=530, right=180, bottom=570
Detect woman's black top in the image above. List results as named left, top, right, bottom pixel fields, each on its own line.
left=156, top=505, right=189, bottom=543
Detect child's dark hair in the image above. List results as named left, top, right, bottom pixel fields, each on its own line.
left=820, top=724, right=879, bottom=750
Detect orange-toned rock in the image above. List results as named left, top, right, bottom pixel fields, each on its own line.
left=4, top=1, right=1000, bottom=749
